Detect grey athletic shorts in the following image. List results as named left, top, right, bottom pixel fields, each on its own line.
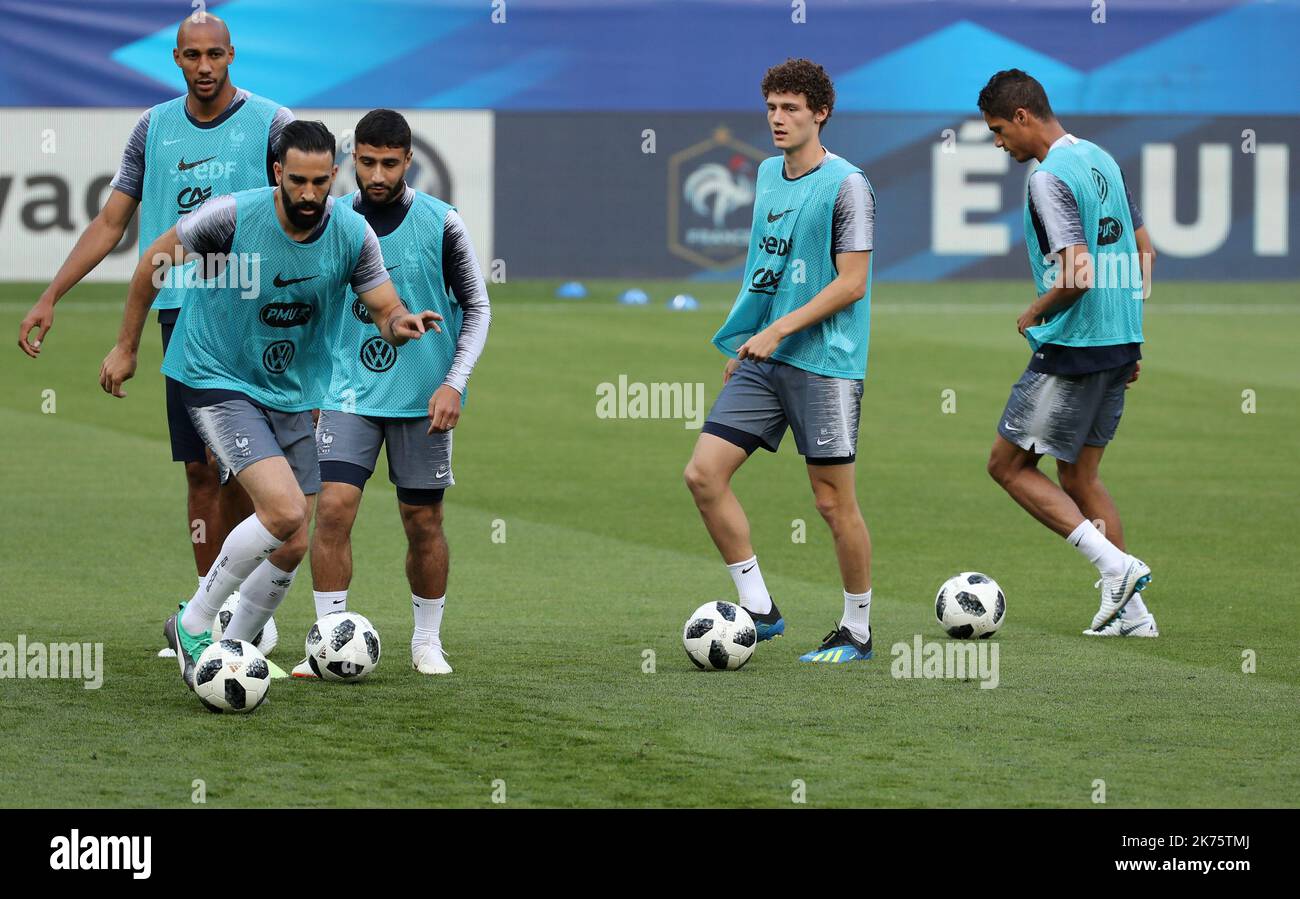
left=186, top=394, right=321, bottom=495
left=702, top=359, right=863, bottom=463
left=997, top=361, right=1137, bottom=464
left=316, top=409, right=454, bottom=490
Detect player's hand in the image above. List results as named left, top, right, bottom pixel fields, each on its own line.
left=99, top=344, right=137, bottom=398
left=1016, top=301, right=1044, bottom=336
left=17, top=297, right=55, bottom=358
left=722, top=357, right=741, bottom=384
left=427, top=384, right=462, bottom=434
left=391, top=310, right=443, bottom=342
left=736, top=326, right=782, bottom=363
left=1125, top=361, right=1141, bottom=390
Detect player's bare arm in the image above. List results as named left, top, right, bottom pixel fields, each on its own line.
left=357, top=279, right=442, bottom=347
left=18, top=189, right=140, bottom=358
left=99, top=225, right=188, bottom=397
left=1135, top=224, right=1156, bottom=300
left=1017, top=242, right=1090, bottom=335
left=736, top=250, right=870, bottom=361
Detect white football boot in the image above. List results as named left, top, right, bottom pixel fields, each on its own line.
left=1084, top=607, right=1159, bottom=637
left=412, top=642, right=452, bottom=675
left=291, top=656, right=319, bottom=679
left=1090, top=557, right=1152, bottom=630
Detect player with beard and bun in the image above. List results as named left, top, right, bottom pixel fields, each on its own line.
left=978, top=69, right=1158, bottom=637
left=16, top=14, right=293, bottom=654
left=98, top=120, right=442, bottom=689
left=683, top=59, right=878, bottom=663
left=293, top=109, right=491, bottom=678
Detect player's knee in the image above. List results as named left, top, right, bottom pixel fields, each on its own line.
left=814, top=490, right=857, bottom=526
left=987, top=454, right=1014, bottom=487
left=1058, top=466, right=1097, bottom=496
left=314, top=493, right=356, bottom=538
left=683, top=460, right=720, bottom=499
left=400, top=504, right=443, bottom=544
left=262, top=496, right=307, bottom=541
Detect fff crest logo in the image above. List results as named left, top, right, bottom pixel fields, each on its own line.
left=668, top=126, right=766, bottom=271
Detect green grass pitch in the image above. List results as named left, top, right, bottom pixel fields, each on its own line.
left=1, top=279, right=1297, bottom=807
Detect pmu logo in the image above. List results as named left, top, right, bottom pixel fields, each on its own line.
left=260, top=303, right=313, bottom=328
left=749, top=267, right=783, bottom=296
left=177, top=186, right=213, bottom=214
left=668, top=126, right=766, bottom=270
left=262, top=340, right=295, bottom=374
left=360, top=336, right=396, bottom=372
left=1097, top=217, right=1124, bottom=246
left=1091, top=168, right=1109, bottom=202
left=351, top=298, right=372, bottom=324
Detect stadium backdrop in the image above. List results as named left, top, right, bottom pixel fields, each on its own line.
left=0, top=0, right=1295, bottom=283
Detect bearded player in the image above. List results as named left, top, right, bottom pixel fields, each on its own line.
left=978, top=69, right=1158, bottom=636
left=684, top=59, right=877, bottom=663
left=99, top=121, right=440, bottom=687
left=293, top=109, right=491, bottom=678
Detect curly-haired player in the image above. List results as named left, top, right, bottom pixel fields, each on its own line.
left=684, top=58, right=878, bottom=663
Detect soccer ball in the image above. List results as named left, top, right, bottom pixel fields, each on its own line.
left=682, top=600, right=757, bottom=671
left=211, top=592, right=279, bottom=655
left=936, top=572, right=1006, bottom=639
left=304, top=611, right=381, bottom=682
left=193, top=639, right=271, bottom=713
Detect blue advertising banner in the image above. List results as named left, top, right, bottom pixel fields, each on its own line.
left=494, top=113, right=1298, bottom=280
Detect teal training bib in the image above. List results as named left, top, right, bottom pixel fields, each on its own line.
left=712, top=154, right=872, bottom=379
left=161, top=187, right=370, bottom=412
left=1023, top=139, right=1145, bottom=351
left=140, top=92, right=280, bottom=311
left=322, top=192, right=463, bottom=418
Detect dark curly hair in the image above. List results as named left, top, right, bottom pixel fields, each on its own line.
left=977, top=69, right=1054, bottom=122
left=761, top=58, right=835, bottom=130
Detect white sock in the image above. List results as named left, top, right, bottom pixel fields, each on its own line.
left=727, top=555, right=771, bottom=614
left=1125, top=594, right=1150, bottom=620
left=1066, top=520, right=1129, bottom=579
left=226, top=561, right=298, bottom=642
left=412, top=594, right=446, bottom=646
left=182, top=515, right=282, bottom=634
left=313, top=589, right=348, bottom=619
left=841, top=589, right=872, bottom=641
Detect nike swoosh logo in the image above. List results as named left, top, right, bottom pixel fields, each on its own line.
left=177, top=156, right=216, bottom=171
left=385, top=264, right=401, bottom=272
left=857, top=603, right=869, bottom=608
left=273, top=274, right=317, bottom=288
left=816, top=436, right=835, bottom=446
left=1119, top=620, right=1145, bottom=635
left=331, top=599, right=345, bottom=605
left=435, top=469, right=450, bottom=478
left=1002, top=421, right=1020, bottom=432
left=767, top=208, right=795, bottom=223
left=740, top=564, right=755, bottom=574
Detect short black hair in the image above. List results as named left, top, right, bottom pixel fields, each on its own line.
left=977, top=69, right=1054, bottom=122
left=276, top=120, right=335, bottom=164
left=354, top=108, right=411, bottom=153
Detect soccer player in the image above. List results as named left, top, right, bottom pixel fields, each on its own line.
left=16, top=14, right=292, bottom=642
left=977, top=69, right=1158, bottom=637
left=683, top=59, right=877, bottom=663
left=98, top=120, right=441, bottom=687
left=293, top=109, right=490, bottom=678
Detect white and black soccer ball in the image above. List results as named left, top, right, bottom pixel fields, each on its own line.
left=683, top=600, right=757, bottom=671
left=193, top=639, right=271, bottom=714
left=211, top=592, right=279, bottom=655
left=936, top=572, right=1006, bottom=639
left=304, top=611, right=381, bottom=682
